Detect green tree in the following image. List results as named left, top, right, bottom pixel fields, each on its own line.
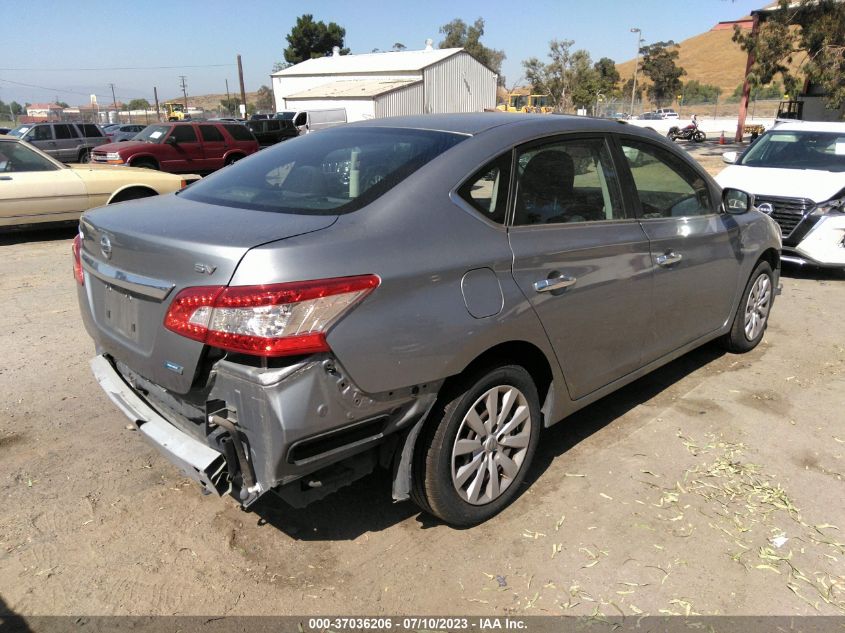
left=255, top=85, right=274, bottom=112
left=282, top=14, right=349, bottom=66
left=392, top=42, right=406, bottom=51
left=569, top=50, right=601, bottom=110
left=727, top=81, right=785, bottom=102
left=127, top=98, right=151, bottom=111
left=523, top=39, right=575, bottom=111
left=594, top=57, right=621, bottom=98
left=439, top=17, right=505, bottom=82
left=733, top=0, right=845, bottom=110
left=56, top=101, right=69, bottom=108
left=639, top=41, right=686, bottom=107
left=681, top=80, right=722, bottom=105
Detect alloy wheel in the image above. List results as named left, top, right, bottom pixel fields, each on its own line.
left=744, top=273, right=771, bottom=341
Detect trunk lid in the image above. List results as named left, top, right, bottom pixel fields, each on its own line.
left=78, top=193, right=337, bottom=393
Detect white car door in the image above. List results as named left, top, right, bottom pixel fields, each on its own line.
left=0, top=140, right=88, bottom=226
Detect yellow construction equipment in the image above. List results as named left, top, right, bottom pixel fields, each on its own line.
left=163, top=102, right=190, bottom=121
left=497, top=93, right=554, bottom=113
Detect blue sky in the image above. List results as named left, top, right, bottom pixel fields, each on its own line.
left=1, top=0, right=764, bottom=106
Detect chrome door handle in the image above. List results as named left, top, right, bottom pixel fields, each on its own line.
left=656, top=252, right=683, bottom=267
left=534, top=274, right=577, bottom=293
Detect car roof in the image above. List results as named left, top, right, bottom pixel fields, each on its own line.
left=345, top=113, right=641, bottom=137
left=773, top=121, right=845, bottom=133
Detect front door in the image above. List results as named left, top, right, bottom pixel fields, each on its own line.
left=507, top=136, right=654, bottom=400
left=161, top=124, right=204, bottom=172
left=0, top=141, right=87, bottom=224
left=617, top=137, right=742, bottom=362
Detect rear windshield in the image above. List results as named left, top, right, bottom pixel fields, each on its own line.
left=180, top=127, right=466, bottom=215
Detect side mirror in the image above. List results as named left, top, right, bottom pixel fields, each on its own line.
left=722, top=151, right=738, bottom=164
left=164, top=136, right=178, bottom=146
left=723, top=188, right=753, bottom=215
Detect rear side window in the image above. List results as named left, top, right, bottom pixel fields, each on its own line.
left=457, top=153, right=512, bottom=225
left=181, top=127, right=465, bottom=215
left=80, top=124, right=103, bottom=138
left=620, top=140, right=712, bottom=218
left=170, top=125, right=198, bottom=143
left=224, top=124, right=254, bottom=141
left=199, top=125, right=225, bottom=142
left=54, top=124, right=78, bottom=139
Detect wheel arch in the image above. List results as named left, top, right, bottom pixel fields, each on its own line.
left=107, top=185, right=159, bottom=204
left=390, top=339, right=557, bottom=503
left=128, top=154, right=160, bottom=169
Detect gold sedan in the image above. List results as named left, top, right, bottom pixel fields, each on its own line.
left=0, top=134, right=200, bottom=228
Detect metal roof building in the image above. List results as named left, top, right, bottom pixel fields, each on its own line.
left=270, top=44, right=498, bottom=121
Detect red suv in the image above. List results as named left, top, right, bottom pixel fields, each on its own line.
left=91, top=122, right=258, bottom=173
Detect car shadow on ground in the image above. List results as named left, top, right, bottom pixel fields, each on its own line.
left=0, top=225, right=76, bottom=246
left=250, top=344, right=726, bottom=539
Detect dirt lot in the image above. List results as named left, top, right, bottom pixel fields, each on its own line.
left=1, top=143, right=844, bottom=617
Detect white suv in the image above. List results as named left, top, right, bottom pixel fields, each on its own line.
left=656, top=108, right=679, bottom=120
left=717, top=121, right=845, bottom=268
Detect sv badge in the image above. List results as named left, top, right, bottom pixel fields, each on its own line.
left=194, top=262, right=217, bottom=275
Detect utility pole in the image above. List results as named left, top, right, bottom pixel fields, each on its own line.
left=154, top=86, right=161, bottom=122
left=225, top=79, right=232, bottom=116
left=629, top=28, right=644, bottom=117
left=237, top=54, right=247, bottom=119
left=108, top=83, right=119, bottom=123
left=179, top=75, right=188, bottom=110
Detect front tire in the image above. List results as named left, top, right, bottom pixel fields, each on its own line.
left=693, top=130, right=706, bottom=143
left=721, top=261, right=774, bottom=353
left=77, top=148, right=91, bottom=163
left=412, top=365, right=541, bottom=526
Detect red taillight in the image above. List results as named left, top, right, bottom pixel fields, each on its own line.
left=72, top=234, right=84, bottom=285
left=163, top=275, right=380, bottom=357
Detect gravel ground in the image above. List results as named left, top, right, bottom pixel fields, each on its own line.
left=1, top=145, right=843, bottom=617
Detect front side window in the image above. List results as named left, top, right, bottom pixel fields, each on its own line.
left=0, top=141, right=59, bottom=172
left=457, top=153, right=511, bottom=225
left=170, top=125, right=198, bottom=143
left=180, top=127, right=466, bottom=215
left=513, top=138, right=625, bottom=226
left=28, top=126, right=53, bottom=142
left=621, top=140, right=712, bottom=218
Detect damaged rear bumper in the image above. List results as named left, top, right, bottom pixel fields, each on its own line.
left=89, top=353, right=439, bottom=508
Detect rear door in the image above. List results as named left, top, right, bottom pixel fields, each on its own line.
left=617, top=137, right=741, bottom=362
left=161, top=124, right=203, bottom=172
left=52, top=123, right=80, bottom=161
left=198, top=124, right=227, bottom=168
left=507, top=135, right=654, bottom=400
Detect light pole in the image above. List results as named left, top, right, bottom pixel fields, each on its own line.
left=629, top=28, right=644, bottom=117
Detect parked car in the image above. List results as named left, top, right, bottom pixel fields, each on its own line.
left=245, top=118, right=298, bottom=147
left=656, top=108, right=679, bottom=120
left=8, top=121, right=108, bottom=163
left=275, top=108, right=347, bottom=134
left=0, top=127, right=10, bottom=135
left=250, top=114, right=272, bottom=121
left=90, top=121, right=258, bottom=173
left=637, top=112, right=661, bottom=121
left=0, top=134, right=198, bottom=228
left=105, top=124, right=146, bottom=143
left=76, top=114, right=780, bottom=526
left=717, top=121, right=845, bottom=269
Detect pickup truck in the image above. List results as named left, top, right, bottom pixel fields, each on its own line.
left=91, top=122, right=258, bottom=173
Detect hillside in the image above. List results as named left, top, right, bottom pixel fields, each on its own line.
left=616, top=25, right=806, bottom=101
left=164, top=91, right=260, bottom=112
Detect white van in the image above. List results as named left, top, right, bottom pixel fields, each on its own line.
left=275, top=108, right=347, bottom=134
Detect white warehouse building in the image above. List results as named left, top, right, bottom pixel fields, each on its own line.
left=270, top=44, right=498, bottom=121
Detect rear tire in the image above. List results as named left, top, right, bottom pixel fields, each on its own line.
left=411, top=365, right=541, bottom=526
left=721, top=261, right=774, bottom=353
